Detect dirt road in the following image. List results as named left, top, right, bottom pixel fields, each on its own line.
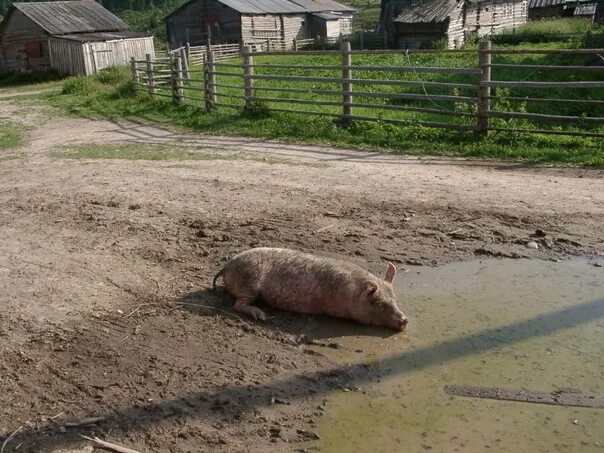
left=1, top=99, right=602, bottom=452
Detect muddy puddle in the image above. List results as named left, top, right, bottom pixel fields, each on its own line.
left=308, top=258, right=604, bottom=452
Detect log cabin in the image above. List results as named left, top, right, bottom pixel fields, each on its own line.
left=0, top=1, right=154, bottom=74
left=379, top=0, right=528, bottom=49
left=164, top=0, right=355, bottom=49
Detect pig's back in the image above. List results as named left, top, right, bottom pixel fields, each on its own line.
left=249, top=248, right=363, bottom=316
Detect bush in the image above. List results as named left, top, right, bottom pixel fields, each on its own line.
left=61, top=76, right=105, bottom=95
left=95, top=66, right=131, bottom=85
left=61, top=66, right=132, bottom=96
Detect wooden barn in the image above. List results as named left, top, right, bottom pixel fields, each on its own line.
left=528, top=0, right=598, bottom=21
left=0, top=1, right=154, bottom=74
left=379, top=0, right=528, bottom=49
left=465, top=0, right=529, bottom=35
left=164, top=0, right=355, bottom=50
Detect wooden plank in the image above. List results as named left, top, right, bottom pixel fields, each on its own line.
left=349, top=115, right=477, bottom=130
left=489, top=127, right=604, bottom=138
left=487, top=96, right=604, bottom=106
left=237, top=64, right=479, bottom=75
left=486, top=64, right=604, bottom=71
left=213, top=102, right=241, bottom=109
left=212, top=83, right=245, bottom=90
left=484, top=48, right=604, bottom=55
left=485, top=81, right=604, bottom=89
left=350, top=49, right=476, bottom=55
left=251, top=96, right=343, bottom=107
left=488, top=110, right=604, bottom=124
left=445, top=385, right=604, bottom=409
left=348, top=79, right=477, bottom=90
left=347, top=102, right=476, bottom=117
left=351, top=91, right=478, bottom=103
left=249, top=74, right=342, bottom=83
left=349, top=65, right=481, bottom=75
left=254, top=86, right=344, bottom=96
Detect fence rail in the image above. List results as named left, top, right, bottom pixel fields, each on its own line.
left=132, top=42, right=604, bottom=138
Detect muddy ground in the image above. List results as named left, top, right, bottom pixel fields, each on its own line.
left=0, top=98, right=603, bottom=452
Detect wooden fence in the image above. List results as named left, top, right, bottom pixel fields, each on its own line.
left=132, top=42, right=604, bottom=137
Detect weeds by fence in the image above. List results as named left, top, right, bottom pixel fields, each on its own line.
left=132, top=41, right=604, bottom=138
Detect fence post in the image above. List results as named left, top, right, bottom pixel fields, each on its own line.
left=243, top=45, right=255, bottom=112
left=341, top=41, right=352, bottom=126
left=130, top=56, right=138, bottom=84
left=145, top=53, right=155, bottom=97
left=359, top=29, right=364, bottom=50
left=205, top=50, right=217, bottom=111
left=293, top=38, right=298, bottom=51
left=180, top=47, right=190, bottom=80
left=171, top=55, right=183, bottom=104
left=477, top=40, right=491, bottom=135
left=186, top=42, right=191, bottom=65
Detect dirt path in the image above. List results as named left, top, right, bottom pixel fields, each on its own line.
left=0, top=99, right=603, bottom=452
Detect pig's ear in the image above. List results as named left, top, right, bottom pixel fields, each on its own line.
left=364, top=282, right=378, bottom=301
left=384, top=262, right=397, bottom=284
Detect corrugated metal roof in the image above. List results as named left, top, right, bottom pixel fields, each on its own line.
left=312, top=12, right=341, bottom=19
left=219, top=0, right=304, bottom=13
left=393, top=0, right=461, bottom=23
left=528, top=0, right=565, bottom=8
left=573, top=2, right=597, bottom=14
left=528, top=0, right=594, bottom=8
left=166, top=0, right=353, bottom=17
left=12, top=1, right=128, bottom=35
left=289, top=0, right=355, bottom=12
left=53, top=31, right=151, bottom=42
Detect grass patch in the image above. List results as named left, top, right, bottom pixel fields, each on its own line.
left=0, top=69, right=64, bottom=87
left=56, top=143, right=229, bottom=161
left=504, top=18, right=597, bottom=36
left=48, top=44, right=604, bottom=168
left=55, top=142, right=327, bottom=167
left=0, top=123, right=23, bottom=149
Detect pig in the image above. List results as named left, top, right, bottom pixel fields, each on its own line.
left=213, top=247, right=408, bottom=331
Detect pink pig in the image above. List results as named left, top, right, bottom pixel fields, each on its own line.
left=213, top=247, right=408, bottom=331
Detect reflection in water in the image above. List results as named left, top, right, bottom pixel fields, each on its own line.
left=310, top=259, right=604, bottom=453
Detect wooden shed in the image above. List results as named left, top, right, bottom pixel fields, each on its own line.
left=0, top=1, right=154, bottom=74
left=164, top=0, right=355, bottom=50
left=528, top=0, right=598, bottom=21
left=465, top=0, right=529, bottom=36
left=380, top=0, right=528, bottom=49
left=49, top=32, right=155, bottom=76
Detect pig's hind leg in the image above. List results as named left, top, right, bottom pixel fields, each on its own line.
left=233, top=295, right=267, bottom=321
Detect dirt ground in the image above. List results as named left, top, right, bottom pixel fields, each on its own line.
left=0, top=98, right=603, bottom=452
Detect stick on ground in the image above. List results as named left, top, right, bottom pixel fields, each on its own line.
left=80, top=435, right=141, bottom=453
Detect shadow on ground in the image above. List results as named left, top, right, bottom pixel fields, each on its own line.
left=6, top=294, right=604, bottom=451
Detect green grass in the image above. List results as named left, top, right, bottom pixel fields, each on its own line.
left=47, top=45, right=604, bottom=167
left=0, top=69, right=64, bottom=87
left=0, top=123, right=23, bottom=149
left=55, top=142, right=327, bottom=166
left=501, top=18, right=597, bottom=36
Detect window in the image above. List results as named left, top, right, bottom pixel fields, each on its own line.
left=503, top=3, right=514, bottom=18
left=24, top=41, right=42, bottom=58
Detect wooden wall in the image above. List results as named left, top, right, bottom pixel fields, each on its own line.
left=528, top=5, right=564, bottom=20
left=339, top=13, right=354, bottom=36
left=282, top=14, right=308, bottom=43
left=166, top=0, right=241, bottom=48
left=465, top=0, right=528, bottom=36
left=0, top=10, right=50, bottom=71
left=165, top=0, right=351, bottom=50
left=447, top=2, right=466, bottom=48
left=394, top=22, right=448, bottom=48
left=49, top=36, right=155, bottom=75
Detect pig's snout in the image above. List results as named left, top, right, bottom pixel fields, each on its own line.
left=397, top=316, right=409, bottom=331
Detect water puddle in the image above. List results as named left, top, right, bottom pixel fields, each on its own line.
left=309, top=258, right=604, bottom=452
